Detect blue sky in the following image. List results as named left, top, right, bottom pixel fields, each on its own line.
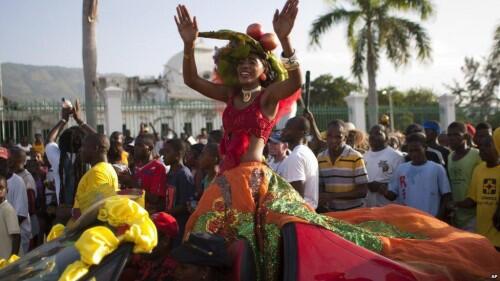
left=1, top=0, right=499, bottom=94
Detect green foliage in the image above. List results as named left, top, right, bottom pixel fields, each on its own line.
left=199, top=30, right=287, bottom=86
left=308, top=74, right=360, bottom=106
left=309, top=0, right=434, bottom=126
left=377, top=87, right=437, bottom=106
left=447, top=23, right=500, bottom=126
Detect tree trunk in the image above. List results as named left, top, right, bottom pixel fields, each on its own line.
left=82, top=0, right=98, bottom=128
left=366, top=25, right=378, bottom=128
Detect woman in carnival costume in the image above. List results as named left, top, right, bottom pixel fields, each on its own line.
left=174, top=1, right=500, bottom=280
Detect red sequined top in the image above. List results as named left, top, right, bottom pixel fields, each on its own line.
left=220, top=91, right=274, bottom=172
left=219, top=89, right=301, bottom=172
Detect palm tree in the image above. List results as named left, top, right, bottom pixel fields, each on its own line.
left=310, top=0, right=434, bottom=127
left=491, top=23, right=500, bottom=63
left=82, top=0, right=99, bottom=128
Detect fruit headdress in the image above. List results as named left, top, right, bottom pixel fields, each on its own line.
left=199, top=24, right=287, bottom=86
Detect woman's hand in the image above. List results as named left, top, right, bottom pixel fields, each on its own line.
left=273, top=0, right=299, bottom=40
left=174, top=5, right=198, bottom=45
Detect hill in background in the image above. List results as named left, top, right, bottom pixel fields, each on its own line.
left=1, top=62, right=85, bottom=103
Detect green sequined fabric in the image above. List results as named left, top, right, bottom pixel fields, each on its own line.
left=263, top=169, right=384, bottom=252
left=190, top=166, right=425, bottom=281
left=356, top=221, right=427, bottom=239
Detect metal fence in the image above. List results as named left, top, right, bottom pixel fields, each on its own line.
left=1, top=100, right=441, bottom=143
left=0, top=100, right=225, bottom=143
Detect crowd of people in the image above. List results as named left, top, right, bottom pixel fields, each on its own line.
left=1, top=0, right=499, bottom=280
left=1, top=103, right=499, bottom=278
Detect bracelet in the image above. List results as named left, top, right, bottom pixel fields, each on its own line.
left=281, top=50, right=300, bottom=71
left=60, top=119, right=68, bottom=124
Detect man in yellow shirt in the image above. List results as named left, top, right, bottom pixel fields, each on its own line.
left=455, top=135, right=500, bottom=250
left=72, top=133, right=118, bottom=218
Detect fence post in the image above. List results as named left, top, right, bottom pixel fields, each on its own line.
left=344, top=92, right=367, bottom=132
left=438, top=94, right=456, bottom=130
left=103, top=86, right=123, bottom=135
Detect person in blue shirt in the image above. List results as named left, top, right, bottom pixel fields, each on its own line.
left=385, top=133, right=452, bottom=219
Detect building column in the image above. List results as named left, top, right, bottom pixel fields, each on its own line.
left=438, top=94, right=457, bottom=129
left=103, top=86, right=123, bottom=135
left=344, top=92, right=368, bottom=132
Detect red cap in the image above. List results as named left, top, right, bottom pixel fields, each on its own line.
left=466, top=123, right=476, bottom=136
left=151, top=212, right=179, bottom=238
left=0, top=147, right=9, bottom=160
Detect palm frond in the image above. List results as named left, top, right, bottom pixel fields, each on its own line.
left=384, top=0, right=434, bottom=20
left=347, top=11, right=363, bottom=49
left=309, top=8, right=362, bottom=46
left=490, top=23, right=500, bottom=62
left=379, top=16, right=431, bottom=67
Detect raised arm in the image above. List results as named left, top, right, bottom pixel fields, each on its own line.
left=303, top=109, right=326, bottom=146
left=72, top=99, right=97, bottom=135
left=264, top=0, right=302, bottom=107
left=175, top=5, right=230, bottom=102
left=47, top=106, right=72, bottom=144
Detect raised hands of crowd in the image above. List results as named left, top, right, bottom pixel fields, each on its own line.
left=174, top=5, right=198, bottom=46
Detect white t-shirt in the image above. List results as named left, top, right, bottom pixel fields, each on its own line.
left=268, top=156, right=287, bottom=177
left=16, top=169, right=37, bottom=197
left=45, top=142, right=61, bottom=205
left=16, top=144, right=32, bottom=154
left=363, top=146, right=404, bottom=207
left=389, top=161, right=451, bottom=216
left=281, top=144, right=319, bottom=209
left=6, top=174, right=31, bottom=243
left=0, top=200, right=21, bottom=259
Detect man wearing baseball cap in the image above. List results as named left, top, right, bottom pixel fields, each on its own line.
left=267, top=130, right=289, bottom=176
left=423, top=120, right=450, bottom=168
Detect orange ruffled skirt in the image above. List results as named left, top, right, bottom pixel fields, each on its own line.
left=185, top=161, right=500, bottom=281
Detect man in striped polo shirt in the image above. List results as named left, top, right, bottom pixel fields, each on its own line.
left=317, top=120, right=369, bottom=212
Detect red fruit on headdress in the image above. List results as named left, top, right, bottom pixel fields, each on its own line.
left=260, top=33, right=278, bottom=51
left=246, top=23, right=264, bottom=41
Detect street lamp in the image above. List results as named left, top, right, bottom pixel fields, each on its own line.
left=382, top=90, right=394, bottom=132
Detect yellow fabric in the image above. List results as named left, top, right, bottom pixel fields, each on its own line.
left=58, top=261, right=89, bottom=281
left=47, top=224, right=65, bottom=242
left=7, top=254, right=19, bottom=263
left=97, top=196, right=148, bottom=227
left=122, top=218, right=157, bottom=254
left=121, top=151, right=129, bottom=166
left=73, top=162, right=119, bottom=210
left=97, top=196, right=157, bottom=254
left=0, top=254, right=19, bottom=269
left=494, top=127, right=500, bottom=154
left=32, top=143, right=45, bottom=155
left=59, top=197, right=157, bottom=281
left=468, top=162, right=500, bottom=247
left=74, top=226, right=119, bottom=265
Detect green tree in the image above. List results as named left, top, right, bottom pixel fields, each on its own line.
left=309, top=74, right=360, bottom=106
left=309, top=0, right=434, bottom=127
left=378, top=86, right=437, bottom=106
